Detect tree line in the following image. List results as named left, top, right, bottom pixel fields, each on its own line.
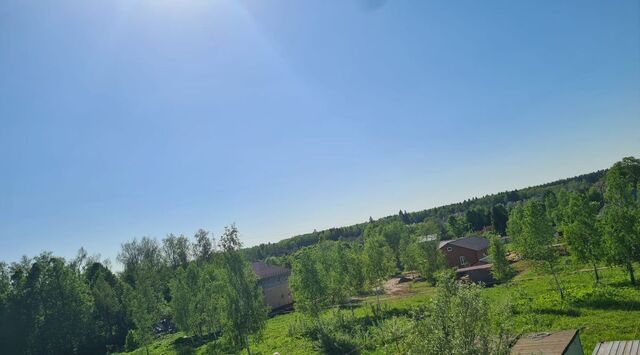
left=281, top=157, right=638, bottom=354
left=0, top=225, right=267, bottom=354
left=507, top=157, right=640, bottom=300
left=244, top=170, right=606, bottom=260
left=0, top=157, right=635, bottom=354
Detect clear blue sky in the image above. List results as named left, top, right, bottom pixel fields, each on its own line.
left=1, top=0, right=639, bottom=265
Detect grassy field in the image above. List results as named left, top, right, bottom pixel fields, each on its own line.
left=121, top=258, right=640, bottom=355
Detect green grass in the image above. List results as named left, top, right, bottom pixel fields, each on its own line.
left=120, top=258, right=640, bottom=355
left=483, top=259, right=640, bottom=352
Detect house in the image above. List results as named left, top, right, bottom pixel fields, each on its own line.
left=511, top=329, right=584, bottom=355
left=592, top=340, right=640, bottom=354
left=455, top=263, right=495, bottom=285
left=251, top=261, right=294, bottom=311
left=439, top=236, right=489, bottom=268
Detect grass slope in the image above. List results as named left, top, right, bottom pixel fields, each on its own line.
left=121, top=258, right=640, bottom=355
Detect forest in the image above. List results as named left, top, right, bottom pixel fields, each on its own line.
left=0, top=157, right=638, bottom=354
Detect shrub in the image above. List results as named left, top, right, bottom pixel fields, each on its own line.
left=124, top=329, right=140, bottom=352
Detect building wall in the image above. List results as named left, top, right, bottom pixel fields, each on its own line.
left=457, top=268, right=495, bottom=285
left=259, top=276, right=293, bottom=310
left=565, top=334, right=584, bottom=355
left=441, top=245, right=487, bottom=268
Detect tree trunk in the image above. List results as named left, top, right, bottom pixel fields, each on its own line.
left=627, top=262, right=636, bottom=286
left=245, top=334, right=252, bottom=355
left=592, top=262, right=600, bottom=283
left=548, top=261, right=564, bottom=300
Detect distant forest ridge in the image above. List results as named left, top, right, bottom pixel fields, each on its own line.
left=243, top=168, right=607, bottom=260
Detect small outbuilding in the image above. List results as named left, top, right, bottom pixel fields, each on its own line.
left=592, top=340, right=640, bottom=355
left=455, top=263, right=495, bottom=285
left=511, top=329, right=584, bottom=355
left=251, top=262, right=294, bottom=311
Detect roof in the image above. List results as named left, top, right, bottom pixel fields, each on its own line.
left=456, top=263, right=493, bottom=273
left=251, top=261, right=290, bottom=280
left=417, top=234, right=438, bottom=243
left=511, top=330, right=579, bottom=355
left=592, top=340, right=640, bottom=355
left=439, top=236, right=489, bottom=251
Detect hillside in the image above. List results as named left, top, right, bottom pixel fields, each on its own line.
left=244, top=169, right=606, bottom=260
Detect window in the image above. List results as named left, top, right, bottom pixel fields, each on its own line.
left=446, top=247, right=453, bottom=252
left=459, top=256, right=467, bottom=265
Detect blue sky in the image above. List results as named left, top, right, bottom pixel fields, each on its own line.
left=1, top=0, right=638, bottom=265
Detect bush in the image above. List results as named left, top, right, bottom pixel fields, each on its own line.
left=124, top=329, right=140, bottom=352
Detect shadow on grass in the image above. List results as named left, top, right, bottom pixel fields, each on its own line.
left=532, top=308, right=581, bottom=317
left=172, top=331, right=224, bottom=354
left=606, top=279, right=638, bottom=289
left=571, top=295, right=640, bottom=311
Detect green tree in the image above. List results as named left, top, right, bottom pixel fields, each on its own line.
left=193, top=229, right=214, bottom=262
left=466, top=208, right=489, bottom=231
left=413, top=239, right=445, bottom=285
left=488, top=234, right=514, bottom=282
left=362, top=234, right=396, bottom=307
left=345, top=244, right=367, bottom=294
left=126, top=267, right=165, bottom=355
left=490, top=205, right=509, bottom=236
left=417, top=217, right=445, bottom=237
left=290, top=247, right=330, bottom=319
left=219, top=225, right=267, bottom=355
left=6, top=254, right=95, bottom=354
left=407, top=272, right=511, bottom=355
left=563, top=192, right=603, bottom=282
left=117, top=237, right=164, bottom=286
left=318, top=241, right=355, bottom=305
left=365, top=221, right=409, bottom=268
left=399, top=235, right=420, bottom=275
left=170, top=263, right=221, bottom=340
left=600, top=157, right=640, bottom=285
left=508, top=200, right=564, bottom=299
left=446, top=215, right=469, bottom=238
left=84, top=262, right=129, bottom=352
left=162, top=234, right=190, bottom=269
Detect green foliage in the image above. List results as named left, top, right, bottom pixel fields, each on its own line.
left=0, top=254, right=95, bottom=354
left=562, top=191, right=603, bottom=281
left=289, top=247, right=330, bottom=318
left=488, top=234, right=514, bottom=282
left=125, top=329, right=141, bottom=352
left=404, top=238, right=444, bottom=285
left=416, top=217, right=446, bottom=237
left=491, top=204, right=509, bottom=236
left=127, top=266, right=166, bottom=353
left=447, top=215, right=470, bottom=238
left=243, top=170, right=606, bottom=261
left=317, top=241, right=359, bottom=304
left=2, top=161, right=636, bottom=354
left=219, top=225, right=267, bottom=354
left=162, top=234, right=190, bottom=269
left=599, top=157, right=640, bottom=285
left=364, top=221, right=409, bottom=267
left=85, top=262, right=130, bottom=352
left=509, top=200, right=564, bottom=299
left=192, top=229, right=215, bottom=263
left=362, top=234, right=396, bottom=301
left=406, top=272, right=512, bottom=355
left=170, top=263, right=221, bottom=338
left=466, top=207, right=490, bottom=231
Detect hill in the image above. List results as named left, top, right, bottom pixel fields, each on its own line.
left=244, top=169, right=606, bottom=260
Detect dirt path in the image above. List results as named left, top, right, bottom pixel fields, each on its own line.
left=384, top=277, right=411, bottom=297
